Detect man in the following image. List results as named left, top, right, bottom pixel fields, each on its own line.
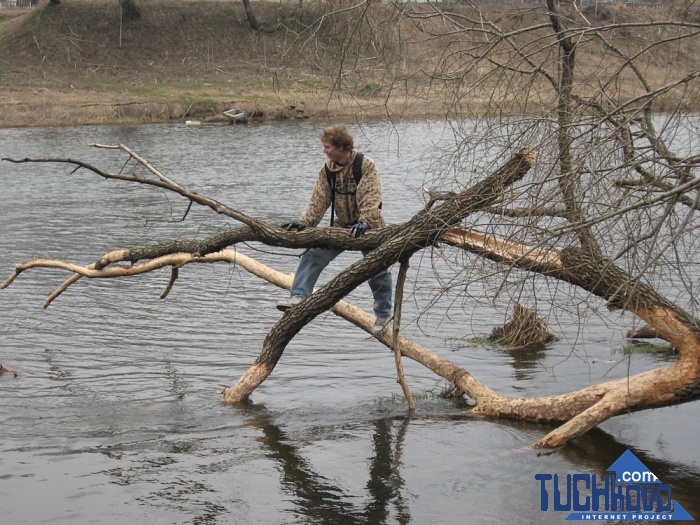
left=277, top=124, right=393, bottom=334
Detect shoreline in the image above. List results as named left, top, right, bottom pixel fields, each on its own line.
left=1, top=87, right=450, bottom=128
left=5, top=86, right=698, bottom=129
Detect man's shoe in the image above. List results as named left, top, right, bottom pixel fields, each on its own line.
left=277, top=295, right=304, bottom=311
left=373, top=316, right=392, bottom=334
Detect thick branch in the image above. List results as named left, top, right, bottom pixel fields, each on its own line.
left=392, top=258, right=415, bottom=412
left=441, top=227, right=700, bottom=446
left=222, top=147, right=536, bottom=402
left=4, top=222, right=699, bottom=447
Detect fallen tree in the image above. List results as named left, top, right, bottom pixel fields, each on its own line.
left=3, top=0, right=700, bottom=450
left=3, top=141, right=699, bottom=449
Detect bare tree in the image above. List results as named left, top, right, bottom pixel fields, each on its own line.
left=384, top=0, right=700, bottom=446
left=2, top=1, right=700, bottom=448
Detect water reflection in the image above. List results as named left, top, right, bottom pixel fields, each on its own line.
left=365, top=417, right=411, bottom=524
left=506, top=347, right=548, bottom=381
left=241, top=406, right=700, bottom=524
left=244, top=404, right=412, bottom=525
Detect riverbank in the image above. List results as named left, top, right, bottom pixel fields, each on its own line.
left=1, top=85, right=447, bottom=127
left=1, top=0, right=697, bottom=127
left=0, top=0, right=450, bottom=127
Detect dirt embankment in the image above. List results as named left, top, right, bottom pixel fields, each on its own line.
left=0, top=0, right=445, bottom=127
left=1, top=0, right=697, bottom=127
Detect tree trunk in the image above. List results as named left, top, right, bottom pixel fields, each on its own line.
left=120, top=0, right=140, bottom=23
left=241, top=0, right=261, bottom=31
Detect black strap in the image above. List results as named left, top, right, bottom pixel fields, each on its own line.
left=325, top=152, right=365, bottom=226
left=352, top=152, right=364, bottom=185
left=328, top=170, right=336, bottom=227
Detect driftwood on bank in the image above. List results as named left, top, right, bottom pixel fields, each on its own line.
left=3, top=144, right=700, bottom=449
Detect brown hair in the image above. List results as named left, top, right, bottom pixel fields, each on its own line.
left=320, top=124, right=354, bottom=151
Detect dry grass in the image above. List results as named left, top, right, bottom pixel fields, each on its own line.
left=0, top=0, right=452, bottom=125
left=0, top=0, right=697, bottom=127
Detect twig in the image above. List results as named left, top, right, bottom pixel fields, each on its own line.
left=182, top=102, right=194, bottom=120
left=392, top=257, right=415, bottom=412
left=33, top=36, right=46, bottom=62
left=3, top=149, right=264, bottom=230
left=161, top=267, right=179, bottom=298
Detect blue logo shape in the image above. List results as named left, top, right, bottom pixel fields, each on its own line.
left=535, top=449, right=696, bottom=521
left=607, top=449, right=660, bottom=484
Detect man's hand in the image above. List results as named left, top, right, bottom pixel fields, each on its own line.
left=349, top=222, right=369, bottom=238
left=281, top=221, right=306, bottom=232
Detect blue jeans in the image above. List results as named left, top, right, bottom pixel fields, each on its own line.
left=289, top=247, right=393, bottom=318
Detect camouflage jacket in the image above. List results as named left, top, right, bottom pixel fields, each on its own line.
left=299, top=150, right=385, bottom=229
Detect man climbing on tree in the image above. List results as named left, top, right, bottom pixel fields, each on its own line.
left=277, top=123, right=393, bottom=334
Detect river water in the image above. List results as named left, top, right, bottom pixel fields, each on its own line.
left=0, top=120, right=698, bottom=524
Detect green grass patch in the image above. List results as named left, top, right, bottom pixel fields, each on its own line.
left=443, top=336, right=486, bottom=349
left=358, top=83, right=381, bottom=98
left=615, top=342, right=678, bottom=356
left=374, top=391, right=433, bottom=407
